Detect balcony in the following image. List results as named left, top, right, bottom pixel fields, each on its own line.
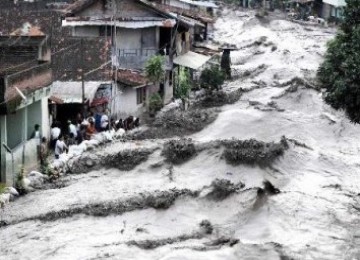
left=114, top=48, right=172, bottom=70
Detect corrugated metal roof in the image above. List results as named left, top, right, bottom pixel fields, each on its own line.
left=178, top=0, right=218, bottom=8
left=173, top=51, right=211, bottom=70
left=62, top=19, right=176, bottom=28
left=178, top=15, right=205, bottom=27
left=50, top=81, right=111, bottom=104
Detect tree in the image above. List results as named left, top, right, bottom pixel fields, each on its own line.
left=317, top=0, right=360, bottom=122
left=200, top=65, right=225, bottom=91
left=145, top=55, right=165, bottom=84
left=175, top=67, right=191, bottom=108
left=149, top=93, right=163, bottom=116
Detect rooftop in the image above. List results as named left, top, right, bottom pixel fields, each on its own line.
left=115, top=69, right=148, bottom=87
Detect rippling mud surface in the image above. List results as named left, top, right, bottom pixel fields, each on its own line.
left=1, top=8, right=360, bottom=260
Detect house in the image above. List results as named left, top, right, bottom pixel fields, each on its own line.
left=146, top=0, right=217, bottom=41
left=61, top=0, right=182, bottom=118
left=320, top=0, right=345, bottom=20
left=0, top=24, right=52, bottom=185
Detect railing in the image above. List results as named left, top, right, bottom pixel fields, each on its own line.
left=115, top=48, right=172, bottom=70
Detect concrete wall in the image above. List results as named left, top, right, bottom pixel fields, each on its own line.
left=7, top=108, right=24, bottom=149
left=115, top=27, right=159, bottom=69
left=115, top=27, right=157, bottom=49
left=0, top=115, right=7, bottom=184
left=5, top=139, right=38, bottom=187
left=41, top=97, right=50, bottom=139
left=1, top=96, right=49, bottom=185
left=26, top=100, right=42, bottom=139
left=116, top=28, right=142, bottom=49
left=118, top=86, right=146, bottom=118
left=74, top=26, right=99, bottom=37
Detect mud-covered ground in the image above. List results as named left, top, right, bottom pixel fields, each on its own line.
left=2, top=8, right=360, bottom=260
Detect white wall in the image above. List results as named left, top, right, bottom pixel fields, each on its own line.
left=5, top=139, right=38, bottom=186
left=118, top=86, right=145, bottom=118
left=41, top=97, right=50, bottom=139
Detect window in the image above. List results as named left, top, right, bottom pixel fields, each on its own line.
left=136, top=87, right=146, bottom=105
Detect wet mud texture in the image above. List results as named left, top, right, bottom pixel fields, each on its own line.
left=129, top=109, right=219, bottom=140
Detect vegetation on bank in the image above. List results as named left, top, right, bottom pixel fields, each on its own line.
left=0, top=183, right=6, bottom=194
left=318, top=0, right=360, bottom=123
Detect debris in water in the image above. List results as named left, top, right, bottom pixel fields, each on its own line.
left=162, top=138, right=196, bottom=164
left=206, top=179, right=245, bottom=201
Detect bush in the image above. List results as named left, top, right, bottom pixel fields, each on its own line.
left=200, top=65, right=225, bottom=91
left=175, top=67, right=191, bottom=106
left=222, top=137, right=288, bottom=166
left=149, top=93, right=163, bottom=113
left=162, top=138, right=196, bottom=164
left=0, top=183, right=6, bottom=194
left=145, top=55, right=165, bottom=84
left=206, top=179, right=245, bottom=201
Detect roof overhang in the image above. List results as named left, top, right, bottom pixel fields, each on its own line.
left=322, top=0, right=346, bottom=6
left=114, top=69, right=149, bottom=88
left=62, top=19, right=176, bottom=28
left=177, top=15, right=205, bottom=27
left=177, top=0, right=218, bottom=8
left=173, top=51, right=211, bottom=70
left=50, top=81, right=111, bottom=104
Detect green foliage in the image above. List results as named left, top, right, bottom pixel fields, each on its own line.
left=318, top=0, right=360, bottom=123
left=200, top=65, right=225, bottom=91
left=15, top=167, right=26, bottom=195
left=145, top=55, right=165, bottom=84
left=0, top=183, right=6, bottom=194
left=149, top=93, right=163, bottom=113
left=175, top=67, right=191, bottom=102
left=41, top=160, right=54, bottom=176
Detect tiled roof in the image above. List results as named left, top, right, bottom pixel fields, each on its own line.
left=115, top=69, right=148, bottom=87
left=64, top=0, right=98, bottom=15
left=0, top=7, right=111, bottom=81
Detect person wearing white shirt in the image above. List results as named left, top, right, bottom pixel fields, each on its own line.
left=50, top=122, right=61, bottom=149
left=55, top=136, right=68, bottom=159
left=68, top=120, right=78, bottom=138
left=100, top=112, right=109, bottom=131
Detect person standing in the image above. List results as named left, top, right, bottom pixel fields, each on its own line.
left=39, top=137, right=48, bottom=166
left=100, top=110, right=109, bottom=132
left=30, top=124, right=41, bottom=160
left=68, top=120, right=78, bottom=139
left=50, top=122, right=61, bottom=149
left=85, top=119, right=96, bottom=140
left=54, top=136, right=68, bottom=159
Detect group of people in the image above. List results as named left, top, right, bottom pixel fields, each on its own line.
left=31, top=110, right=141, bottom=163
left=111, top=115, right=140, bottom=132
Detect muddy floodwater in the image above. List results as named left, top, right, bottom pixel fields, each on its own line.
left=1, top=8, right=360, bottom=260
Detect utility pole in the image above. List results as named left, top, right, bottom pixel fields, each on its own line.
left=81, top=38, right=86, bottom=118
